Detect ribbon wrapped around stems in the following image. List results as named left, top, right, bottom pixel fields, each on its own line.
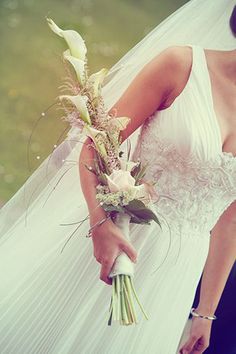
left=109, top=213, right=134, bottom=278
left=108, top=212, right=149, bottom=326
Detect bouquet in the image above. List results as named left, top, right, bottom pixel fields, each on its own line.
left=47, top=18, right=162, bottom=326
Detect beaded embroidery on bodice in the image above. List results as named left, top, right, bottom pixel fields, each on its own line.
left=131, top=45, right=236, bottom=237
left=133, top=117, right=236, bottom=236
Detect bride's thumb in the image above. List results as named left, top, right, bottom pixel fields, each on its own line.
left=120, top=242, right=138, bottom=263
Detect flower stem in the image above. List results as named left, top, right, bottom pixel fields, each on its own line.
left=117, top=275, right=120, bottom=321
left=120, top=275, right=129, bottom=325
left=123, top=278, right=135, bottom=324
left=130, top=277, right=149, bottom=320
left=112, top=276, right=117, bottom=321
left=124, top=276, right=138, bottom=324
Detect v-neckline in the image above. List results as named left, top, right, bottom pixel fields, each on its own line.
left=200, top=45, right=236, bottom=160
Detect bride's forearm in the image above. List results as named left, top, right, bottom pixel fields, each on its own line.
left=196, top=220, right=236, bottom=315
left=78, top=137, right=106, bottom=225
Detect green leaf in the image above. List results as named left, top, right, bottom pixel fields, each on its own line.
left=103, top=204, right=126, bottom=213
left=130, top=217, right=151, bottom=225
left=125, top=199, right=146, bottom=210
left=98, top=172, right=108, bottom=185
left=122, top=206, right=150, bottom=224
left=124, top=199, right=162, bottom=228
left=130, top=161, right=141, bottom=179
left=133, top=163, right=148, bottom=184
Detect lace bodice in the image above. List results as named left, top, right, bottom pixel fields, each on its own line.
left=133, top=116, right=236, bottom=236
left=131, top=45, right=236, bottom=237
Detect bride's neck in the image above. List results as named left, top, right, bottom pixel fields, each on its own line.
left=211, top=49, right=236, bottom=85
left=205, top=48, right=236, bottom=79
left=218, top=49, right=236, bottom=83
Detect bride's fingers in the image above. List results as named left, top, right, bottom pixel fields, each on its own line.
left=120, top=242, right=137, bottom=263
left=100, top=259, right=114, bottom=285
left=179, top=335, right=198, bottom=353
left=192, top=337, right=209, bottom=353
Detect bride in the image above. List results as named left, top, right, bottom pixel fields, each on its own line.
left=0, top=0, right=235, bottom=353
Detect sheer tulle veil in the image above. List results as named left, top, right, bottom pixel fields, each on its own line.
left=0, top=0, right=235, bottom=239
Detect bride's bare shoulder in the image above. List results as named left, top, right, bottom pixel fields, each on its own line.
left=158, top=45, right=193, bottom=109
left=111, top=45, right=193, bottom=142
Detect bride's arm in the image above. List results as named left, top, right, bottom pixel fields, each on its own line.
left=78, top=46, right=191, bottom=285
left=196, top=202, right=236, bottom=314
left=179, top=201, right=236, bottom=354
left=79, top=45, right=191, bottom=220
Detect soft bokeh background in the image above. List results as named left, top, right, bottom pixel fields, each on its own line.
left=0, top=0, right=188, bottom=205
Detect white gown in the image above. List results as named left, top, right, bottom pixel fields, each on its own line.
left=0, top=44, right=236, bottom=354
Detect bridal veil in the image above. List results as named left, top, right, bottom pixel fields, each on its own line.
left=0, top=0, right=235, bottom=240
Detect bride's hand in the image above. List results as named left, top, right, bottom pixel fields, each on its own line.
left=179, top=316, right=213, bottom=354
left=91, top=218, right=138, bottom=286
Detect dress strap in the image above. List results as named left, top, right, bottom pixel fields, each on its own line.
left=189, top=44, right=223, bottom=154
left=187, top=44, right=208, bottom=86
left=188, top=44, right=217, bottom=107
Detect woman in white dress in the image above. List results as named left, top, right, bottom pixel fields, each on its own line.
left=80, top=20, right=236, bottom=354
left=0, top=1, right=235, bottom=353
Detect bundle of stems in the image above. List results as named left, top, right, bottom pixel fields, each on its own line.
left=108, top=274, right=149, bottom=325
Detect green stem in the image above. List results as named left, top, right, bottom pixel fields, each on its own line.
left=108, top=299, right=113, bottom=326
left=112, top=276, right=117, bottom=321
left=117, top=275, right=121, bottom=321
left=120, top=275, right=129, bottom=325
left=130, top=277, right=149, bottom=320
left=123, top=279, right=134, bottom=324
left=124, top=276, right=138, bottom=324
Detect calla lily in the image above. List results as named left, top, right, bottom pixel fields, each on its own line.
left=59, top=94, right=91, bottom=125
left=88, top=68, right=109, bottom=100
left=83, top=125, right=107, bottom=158
left=47, top=17, right=87, bottom=61
left=105, top=170, right=136, bottom=193
left=104, top=169, right=151, bottom=203
left=63, top=50, right=86, bottom=85
left=109, top=116, right=131, bottom=131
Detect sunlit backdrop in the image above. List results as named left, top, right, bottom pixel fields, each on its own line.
left=0, top=0, right=188, bottom=205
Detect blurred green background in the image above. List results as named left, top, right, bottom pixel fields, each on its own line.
left=0, top=0, right=188, bottom=205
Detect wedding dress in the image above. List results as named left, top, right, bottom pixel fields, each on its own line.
left=0, top=43, right=236, bottom=354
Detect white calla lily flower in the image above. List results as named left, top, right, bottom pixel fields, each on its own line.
left=83, top=125, right=107, bottom=157
left=59, top=94, right=91, bottom=125
left=109, top=116, right=131, bottom=131
left=47, top=17, right=87, bottom=61
left=105, top=169, right=150, bottom=202
left=88, top=68, right=109, bottom=99
left=63, top=50, right=86, bottom=85
left=105, top=170, right=135, bottom=193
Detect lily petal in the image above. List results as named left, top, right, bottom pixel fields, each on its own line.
left=47, top=18, right=87, bottom=61
left=83, top=125, right=107, bottom=157
left=59, top=94, right=91, bottom=125
left=88, top=68, right=109, bottom=99
left=109, top=116, right=131, bottom=131
left=46, top=17, right=64, bottom=37
left=104, top=173, right=120, bottom=193
left=63, top=50, right=86, bottom=85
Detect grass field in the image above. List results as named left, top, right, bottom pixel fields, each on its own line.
left=0, top=0, right=188, bottom=204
